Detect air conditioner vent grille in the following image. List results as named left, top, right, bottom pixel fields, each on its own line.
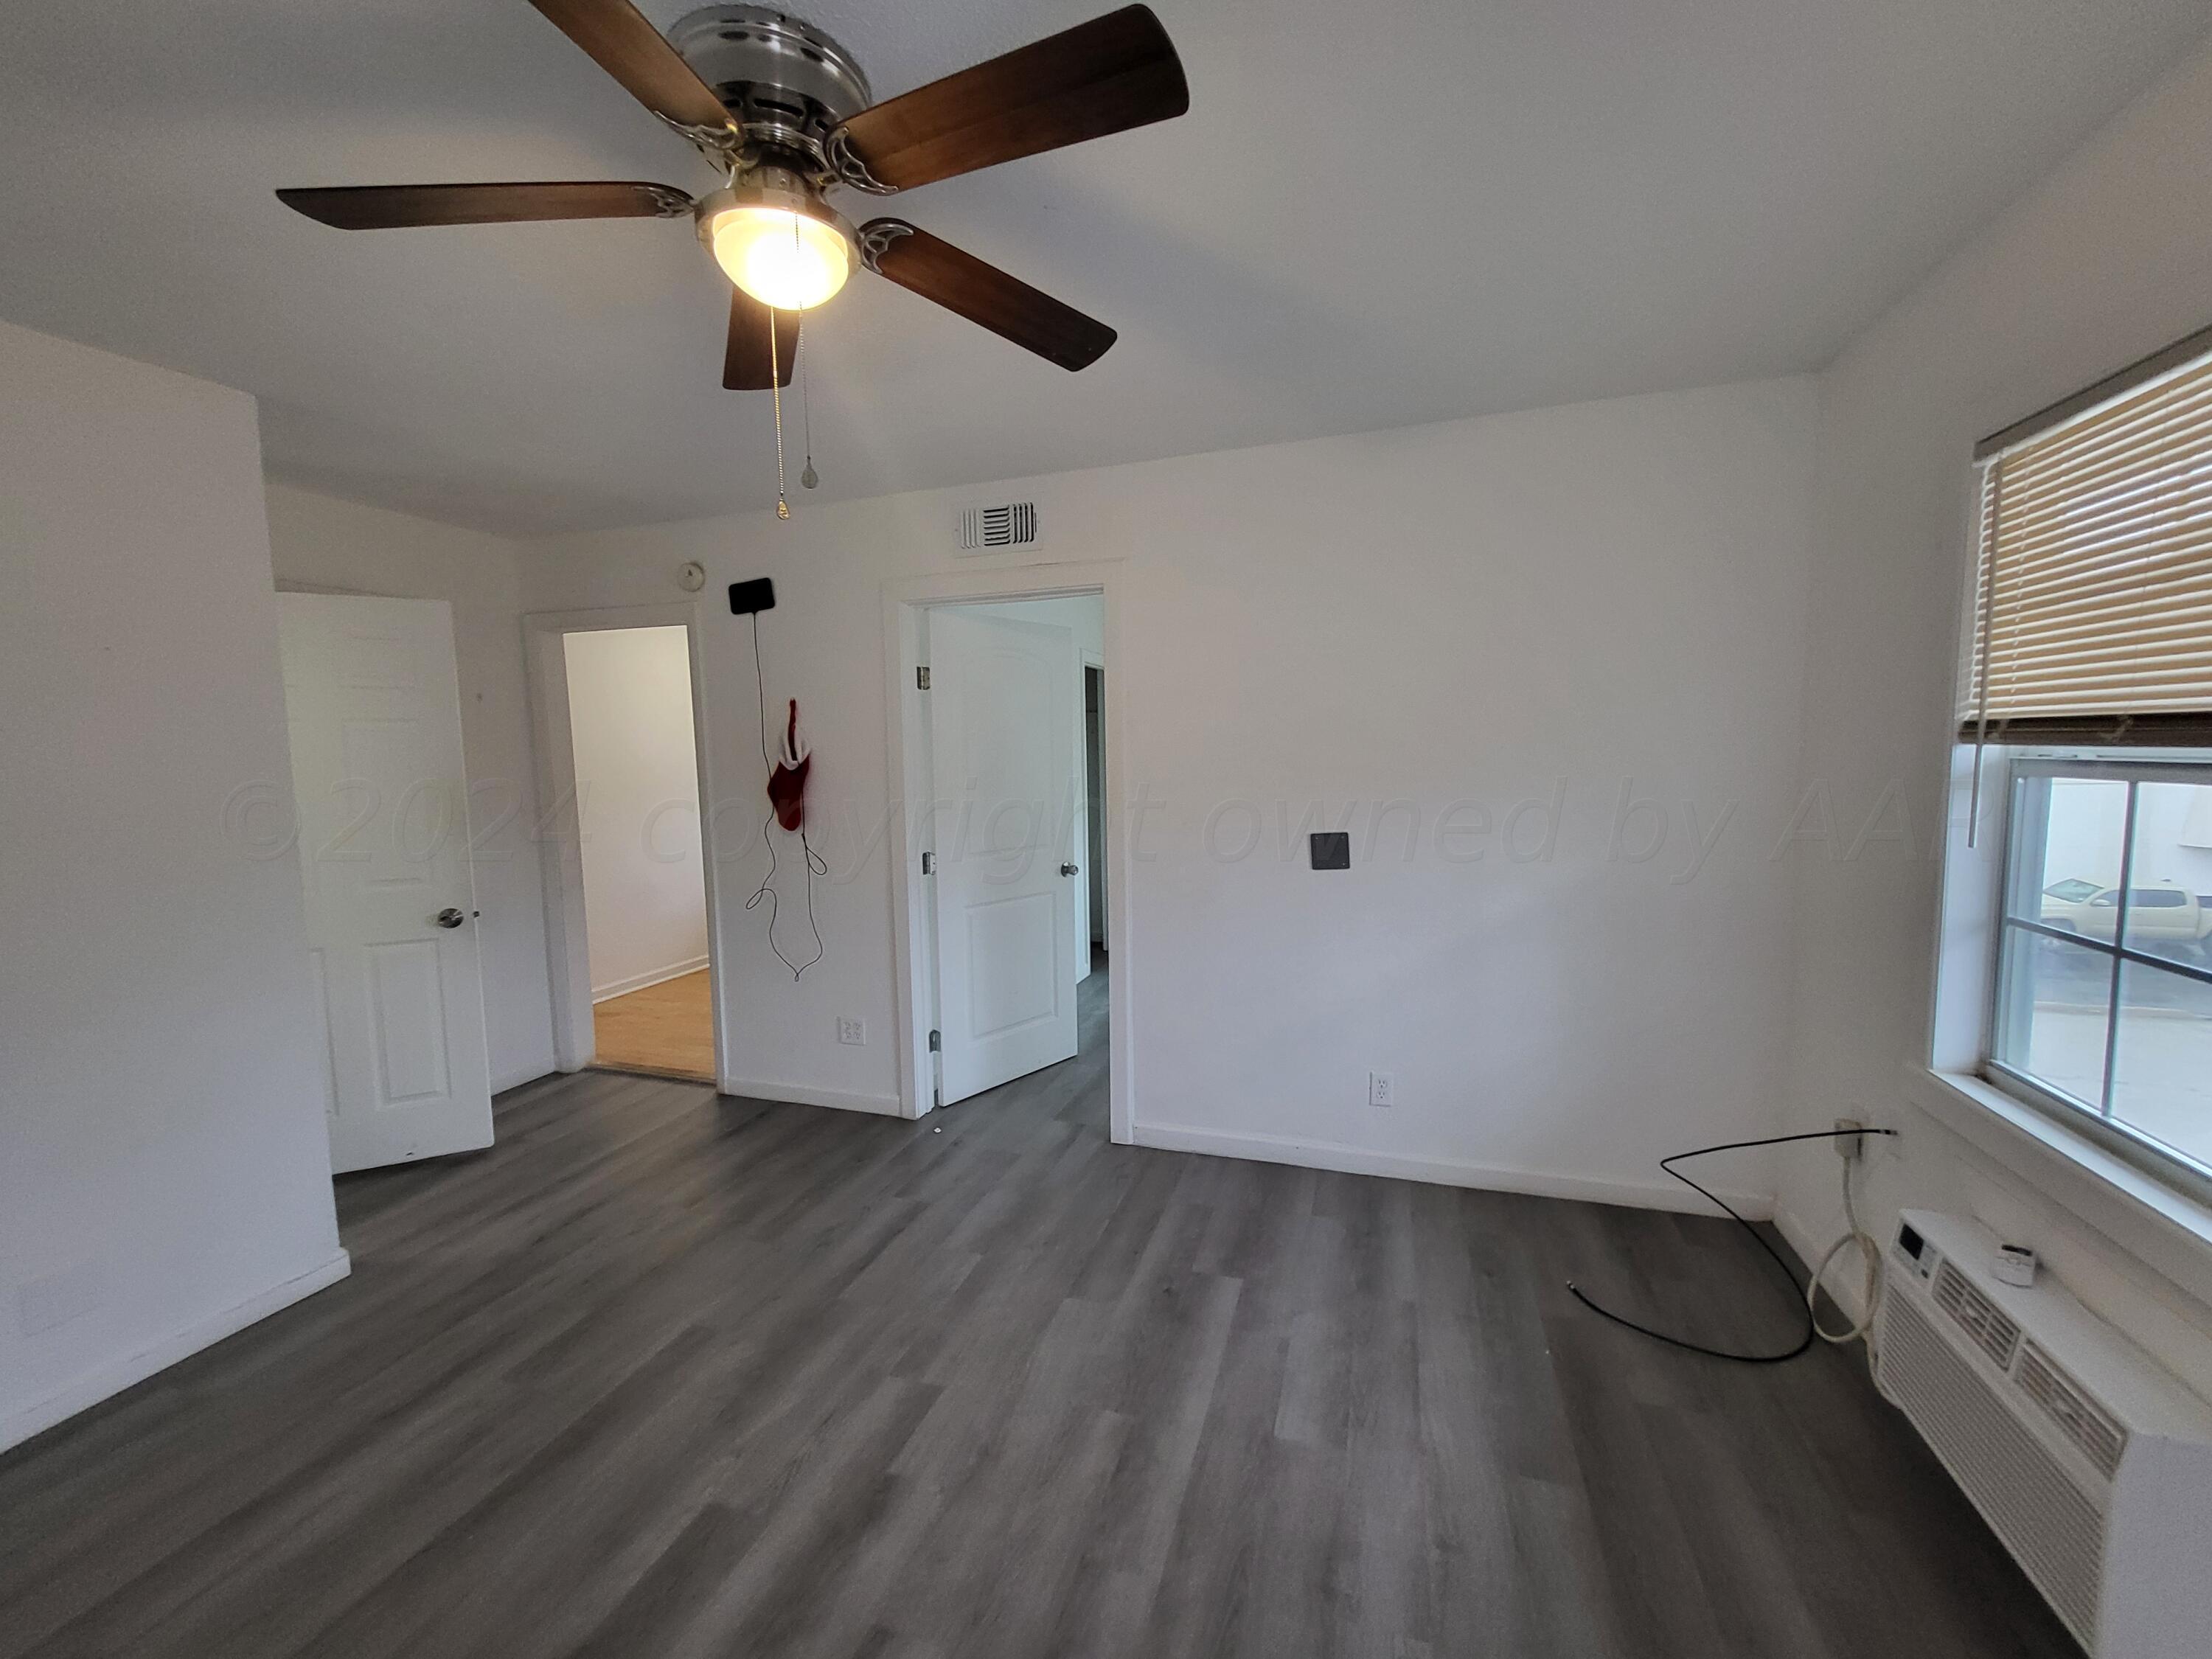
left=2017, top=1342, right=2127, bottom=1482
left=958, top=502, right=1038, bottom=551
left=1881, top=1294, right=2103, bottom=1648
left=1934, top=1259, right=2023, bottom=1370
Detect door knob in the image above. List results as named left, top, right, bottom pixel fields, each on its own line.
left=435, top=907, right=467, bottom=929
left=1060, top=863, right=1079, bottom=877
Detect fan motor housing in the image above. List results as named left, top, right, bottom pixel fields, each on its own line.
left=671, top=6, right=872, bottom=159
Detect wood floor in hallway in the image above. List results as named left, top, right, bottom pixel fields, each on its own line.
left=591, top=967, right=714, bottom=1082
left=0, top=967, right=2076, bottom=1658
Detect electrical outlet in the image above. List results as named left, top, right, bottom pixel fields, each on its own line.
left=837, top=1017, right=866, bottom=1046
left=1368, top=1071, right=1394, bottom=1108
left=1834, top=1117, right=1865, bottom=1161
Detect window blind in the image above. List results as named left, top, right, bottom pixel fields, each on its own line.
left=1964, top=333, right=2212, bottom=747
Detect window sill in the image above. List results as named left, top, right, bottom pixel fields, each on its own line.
left=1904, top=1062, right=2212, bottom=1305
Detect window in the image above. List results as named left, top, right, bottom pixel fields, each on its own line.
left=1965, top=326, right=2212, bottom=1196
left=1992, top=762, right=2212, bottom=1183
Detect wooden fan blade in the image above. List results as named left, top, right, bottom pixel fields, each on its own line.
left=724, top=288, right=801, bottom=390
left=276, top=181, right=691, bottom=229
left=526, top=0, right=735, bottom=135
left=832, top=6, right=1186, bottom=192
left=862, top=221, right=1115, bottom=371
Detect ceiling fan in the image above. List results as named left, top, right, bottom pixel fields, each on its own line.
left=276, top=1, right=1189, bottom=389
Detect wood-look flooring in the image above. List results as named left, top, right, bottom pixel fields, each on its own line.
left=592, top=967, right=714, bottom=1082
left=0, top=966, right=2077, bottom=1658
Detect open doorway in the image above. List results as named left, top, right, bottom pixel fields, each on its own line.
left=891, top=585, right=1117, bottom=1134
left=526, top=604, right=727, bottom=1089
left=563, top=627, right=712, bottom=1080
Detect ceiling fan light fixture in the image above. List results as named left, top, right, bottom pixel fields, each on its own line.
left=276, top=3, right=1189, bottom=383
left=698, top=175, right=854, bottom=312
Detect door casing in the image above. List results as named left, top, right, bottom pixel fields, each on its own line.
left=524, top=602, right=729, bottom=1085
left=882, top=563, right=1133, bottom=1141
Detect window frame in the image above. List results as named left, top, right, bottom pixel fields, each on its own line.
left=1983, top=751, right=2212, bottom=1207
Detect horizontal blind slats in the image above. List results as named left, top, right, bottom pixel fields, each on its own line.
left=1994, top=391, right=2212, bottom=495
left=1995, top=566, right=2212, bottom=619
left=1963, top=344, right=2212, bottom=737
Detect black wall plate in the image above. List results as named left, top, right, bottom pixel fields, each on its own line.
left=729, top=577, right=776, bottom=616
left=1310, top=832, right=1351, bottom=870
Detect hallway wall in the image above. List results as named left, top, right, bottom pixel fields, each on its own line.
left=563, top=626, right=709, bottom=1000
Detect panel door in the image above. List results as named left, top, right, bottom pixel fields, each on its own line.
left=927, top=608, right=1080, bottom=1105
left=279, top=594, right=493, bottom=1172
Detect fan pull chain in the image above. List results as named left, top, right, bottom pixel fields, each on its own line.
left=799, top=323, right=818, bottom=490
left=794, top=215, right=818, bottom=493
left=769, top=307, right=789, bottom=520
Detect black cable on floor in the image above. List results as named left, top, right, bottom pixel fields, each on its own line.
left=1567, top=1127, right=1897, bottom=1365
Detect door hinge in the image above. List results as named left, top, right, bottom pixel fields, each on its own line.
left=916, top=666, right=931, bottom=689
left=928, top=1029, right=941, bottom=1053
left=921, top=849, right=934, bottom=875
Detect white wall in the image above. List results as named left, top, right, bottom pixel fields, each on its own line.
left=1775, top=39, right=2212, bottom=1397
left=264, top=484, right=556, bottom=1093
left=0, top=321, right=347, bottom=1452
left=563, top=627, right=709, bottom=999
left=526, top=377, right=1818, bottom=1210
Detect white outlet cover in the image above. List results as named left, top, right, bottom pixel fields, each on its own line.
left=837, top=1017, right=866, bottom=1046
left=1368, top=1071, right=1394, bottom=1107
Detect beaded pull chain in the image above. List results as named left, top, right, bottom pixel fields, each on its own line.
left=769, top=306, right=789, bottom=520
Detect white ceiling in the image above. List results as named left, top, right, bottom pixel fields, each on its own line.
left=1, top=1, right=2205, bottom=533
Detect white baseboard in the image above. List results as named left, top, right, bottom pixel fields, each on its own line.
left=717, top=1077, right=907, bottom=1117
left=591, top=955, right=710, bottom=1004
left=0, top=1248, right=352, bottom=1455
left=1129, top=1121, right=1774, bottom=1220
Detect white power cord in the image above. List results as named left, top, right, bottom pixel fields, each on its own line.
left=1807, top=1144, right=1884, bottom=1374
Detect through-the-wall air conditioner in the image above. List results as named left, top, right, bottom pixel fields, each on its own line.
left=1876, top=1210, right=2212, bottom=1656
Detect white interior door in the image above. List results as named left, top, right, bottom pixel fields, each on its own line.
left=928, top=607, right=1079, bottom=1105
left=279, top=595, right=494, bottom=1173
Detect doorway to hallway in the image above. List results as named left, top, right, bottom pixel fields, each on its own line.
left=526, top=603, right=729, bottom=1090
left=913, top=592, right=1105, bottom=1111
left=563, top=626, right=712, bottom=1082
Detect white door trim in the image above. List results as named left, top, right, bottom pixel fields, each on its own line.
left=882, top=563, right=1134, bottom=1143
left=524, top=602, right=729, bottom=1083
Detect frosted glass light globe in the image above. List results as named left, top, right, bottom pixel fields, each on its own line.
left=707, top=204, right=852, bottom=311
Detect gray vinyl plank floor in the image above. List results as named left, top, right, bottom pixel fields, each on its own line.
left=0, top=965, right=2079, bottom=1658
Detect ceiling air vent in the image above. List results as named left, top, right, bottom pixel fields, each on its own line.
left=956, top=501, right=1039, bottom=553
left=1933, top=1259, right=2022, bottom=1370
